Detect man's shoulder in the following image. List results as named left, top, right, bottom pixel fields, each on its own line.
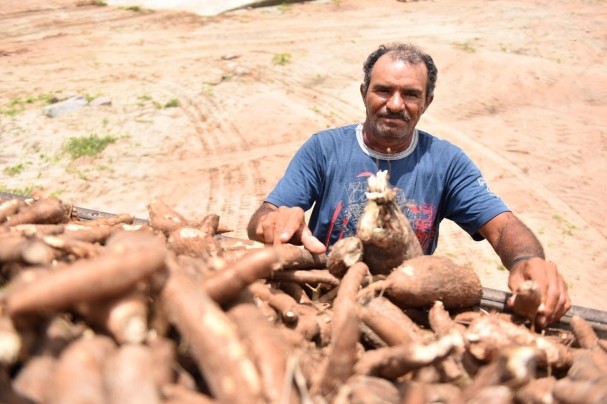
left=315, top=123, right=358, bottom=138
left=417, top=129, right=462, bottom=154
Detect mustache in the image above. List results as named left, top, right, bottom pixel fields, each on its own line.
left=380, top=111, right=411, bottom=121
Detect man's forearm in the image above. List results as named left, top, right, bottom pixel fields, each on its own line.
left=481, top=212, right=545, bottom=270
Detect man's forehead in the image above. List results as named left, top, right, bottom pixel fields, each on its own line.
left=370, top=55, right=428, bottom=83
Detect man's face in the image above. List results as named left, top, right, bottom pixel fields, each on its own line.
left=361, top=54, right=433, bottom=152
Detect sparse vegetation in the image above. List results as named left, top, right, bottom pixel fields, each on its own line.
left=136, top=94, right=153, bottom=107
left=202, top=86, right=214, bottom=97
left=63, top=134, right=117, bottom=160
left=119, top=5, right=153, bottom=13
left=553, top=214, right=577, bottom=236
left=1, top=93, right=57, bottom=116
left=163, top=99, right=180, bottom=108
left=122, top=6, right=143, bottom=12
left=452, top=41, right=476, bottom=53
left=136, top=94, right=180, bottom=109
left=278, top=2, right=293, bottom=13
left=0, top=185, right=42, bottom=197
left=4, top=162, right=32, bottom=176
left=272, top=52, right=292, bottom=66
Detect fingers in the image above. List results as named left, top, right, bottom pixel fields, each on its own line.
left=535, top=261, right=560, bottom=327
left=506, top=263, right=530, bottom=308
left=509, top=258, right=571, bottom=328
left=300, top=227, right=326, bottom=255
left=275, top=206, right=306, bottom=244
left=538, top=269, right=571, bottom=327
left=507, top=265, right=526, bottom=297
left=258, top=213, right=278, bottom=245
left=257, top=207, right=326, bottom=253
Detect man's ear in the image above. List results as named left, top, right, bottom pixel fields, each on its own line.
left=360, top=83, right=366, bottom=99
left=422, top=94, right=434, bottom=113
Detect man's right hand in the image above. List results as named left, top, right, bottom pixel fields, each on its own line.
left=247, top=203, right=326, bottom=254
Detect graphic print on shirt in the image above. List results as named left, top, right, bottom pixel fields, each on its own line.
left=477, top=177, right=497, bottom=197
left=330, top=173, right=437, bottom=253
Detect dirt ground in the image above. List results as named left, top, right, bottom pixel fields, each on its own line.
left=1, top=0, right=606, bottom=312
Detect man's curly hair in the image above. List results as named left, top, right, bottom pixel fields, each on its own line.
left=362, top=43, right=438, bottom=99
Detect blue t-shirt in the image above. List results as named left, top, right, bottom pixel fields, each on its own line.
left=265, top=124, right=509, bottom=254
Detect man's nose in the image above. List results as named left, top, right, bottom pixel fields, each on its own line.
left=387, top=92, right=405, bottom=111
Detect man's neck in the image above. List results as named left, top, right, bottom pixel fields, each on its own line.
left=362, top=124, right=413, bottom=154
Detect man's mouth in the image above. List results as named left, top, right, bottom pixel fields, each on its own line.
left=380, top=114, right=409, bottom=123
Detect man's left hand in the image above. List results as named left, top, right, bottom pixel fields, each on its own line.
left=507, top=257, right=571, bottom=328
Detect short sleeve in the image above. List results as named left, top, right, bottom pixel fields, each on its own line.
left=443, top=150, right=510, bottom=239
left=265, top=135, right=323, bottom=211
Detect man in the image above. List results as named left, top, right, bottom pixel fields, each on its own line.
left=247, top=42, right=570, bottom=327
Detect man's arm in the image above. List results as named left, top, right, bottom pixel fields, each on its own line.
left=247, top=202, right=326, bottom=254
left=479, top=211, right=571, bottom=327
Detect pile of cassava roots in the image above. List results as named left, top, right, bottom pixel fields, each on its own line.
left=0, top=175, right=606, bottom=403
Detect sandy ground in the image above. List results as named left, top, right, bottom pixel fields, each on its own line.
left=1, top=0, right=606, bottom=312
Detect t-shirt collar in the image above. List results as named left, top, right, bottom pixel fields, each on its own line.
left=356, top=123, right=418, bottom=161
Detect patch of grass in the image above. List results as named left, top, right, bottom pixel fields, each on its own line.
left=278, top=2, right=293, bottom=12
left=4, top=162, right=32, bottom=176
left=203, top=86, right=214, bottom=97
left=120, top=5, right=152, bottom=13
left=136, top=94, right=179, bottom=109
left=452, top=41, right=476, bottom=53
left=2, top=99, right=24, bottom=116
left=272, top=52, right=292, bottom=66
left=84, top=93, right=97, bottom=103
left=552, top=214, right=577, bottom=236
left=163, top=99, right=180, bottom=108
left=0, top=185, right=41, bottom=198
left=137, top=94, right=153, bottom=107
left=63, top=134, right=117, bottom=160
left=66, top=165, right=92, bottom=181
left=1, top=93, right=58, bottom=116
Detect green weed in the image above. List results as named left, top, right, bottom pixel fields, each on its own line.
left=453, top=41, right=476, bottom=53
left=278, top=2, right=293, bottom=12
left=0, top=185, right=41, bottom=197
left=1, top=93, right=57, bottom=116
left=3, top=162, right=32, bottom=176
left=552, top=214, right=577, bottom=236
left=137, top=94, right=153, bottom=107
left=272, top=52, right=292, bottom=66
left=63, top=134, right=117, bottom=160
left=163, top=99, right=180, bottom=108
